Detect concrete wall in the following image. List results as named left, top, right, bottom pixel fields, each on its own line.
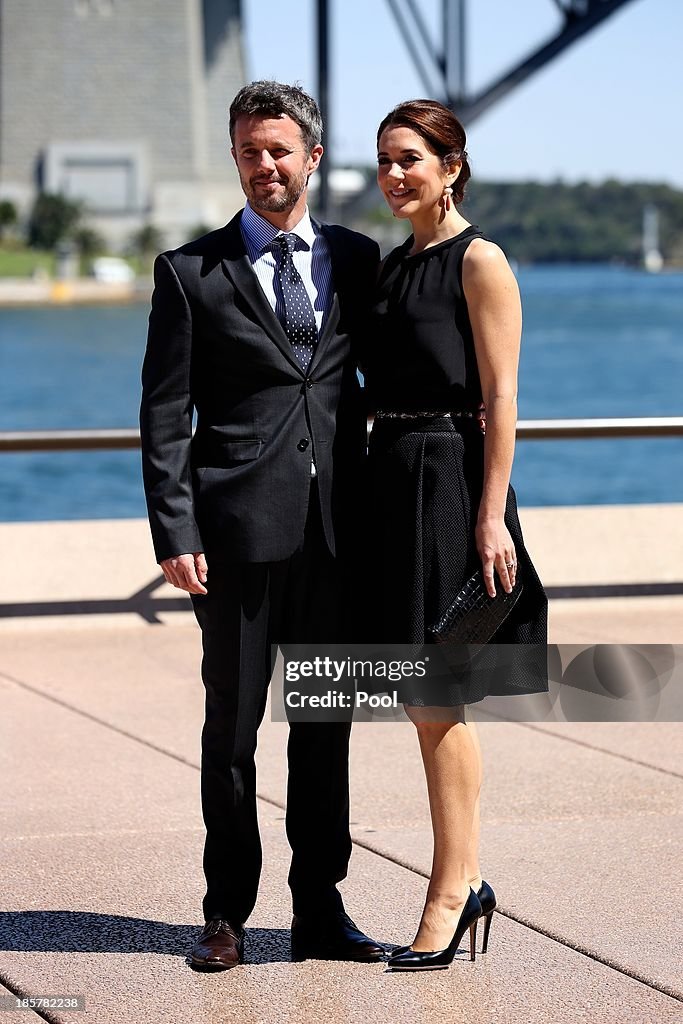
left=202, top=0, right=244, bottom=180
left=0, top=0, right=245, bottom=242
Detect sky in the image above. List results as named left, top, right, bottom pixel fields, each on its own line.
left=243, top=0, right=683, bottom=187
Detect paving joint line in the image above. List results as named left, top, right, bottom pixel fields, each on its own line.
left=345, top=835, right=683, bottom=1005
left=477, top=714, right=683, bottom=780
left=5, top=668, right=680, bottom=783
left=3, top=670, right=682, bottom=1004
left=0, top=669, right=200, bottom=773
left=0, top=975, right=57, bottom=1024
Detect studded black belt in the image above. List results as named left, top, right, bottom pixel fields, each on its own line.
left=374, top=409, right=477, bottom=420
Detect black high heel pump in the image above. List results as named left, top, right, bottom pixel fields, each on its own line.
left=475, top=880, right=497, bottom=950
left=477, top=880, right=497, bottom=954
left=387, top=889, right=482, bottom=971
left=390, top=880, right=497, bottom=959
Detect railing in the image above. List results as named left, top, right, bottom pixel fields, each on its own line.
left=1, top=417, right=683, bottom=452
left=0, top=429, right=142, bottom=452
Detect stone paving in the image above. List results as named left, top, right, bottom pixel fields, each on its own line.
left=1, top=512, right=681, bottom=1023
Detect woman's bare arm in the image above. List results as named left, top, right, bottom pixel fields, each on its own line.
left=462, top=238, right=521, bottom=595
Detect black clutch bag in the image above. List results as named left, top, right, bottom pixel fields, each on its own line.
left=428, top=567, right=524, bottom=646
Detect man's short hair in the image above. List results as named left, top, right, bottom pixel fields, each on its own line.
left=229, top=80, right=323, bottom=152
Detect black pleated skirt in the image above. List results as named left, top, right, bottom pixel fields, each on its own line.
left=367, top=415, right=548, bottom=706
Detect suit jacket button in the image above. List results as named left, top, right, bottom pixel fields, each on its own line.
left=297, top=438, right=309, bottom=451
left=305, top=378, right=314, bottom=389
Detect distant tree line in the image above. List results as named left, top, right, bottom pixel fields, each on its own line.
left=21, top=193, right=166, bottom=269
left=462, top=180, right=683, bottom=264
left=5, top=180, right=683, bottom=268
left=362, top=179, right=683, bottom=265
left=0, top=192, right=216, bottom=273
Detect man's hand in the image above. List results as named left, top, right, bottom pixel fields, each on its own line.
left=160, top=552, right=208, bottom=595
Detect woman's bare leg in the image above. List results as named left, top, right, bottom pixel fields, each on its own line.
left=466, top=720, right=483, bottom=893
left=405, top=704, right=482, bottom=952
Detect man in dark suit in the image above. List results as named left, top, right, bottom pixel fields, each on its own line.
left=140, top=81, right=382, bottom=969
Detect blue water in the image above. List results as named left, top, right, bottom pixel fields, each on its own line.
left=1, top=264, right=682, bottom=521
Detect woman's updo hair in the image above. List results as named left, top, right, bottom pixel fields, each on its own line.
left=377, top=99, right=471, bottom=204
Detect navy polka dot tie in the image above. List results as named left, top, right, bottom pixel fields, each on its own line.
left=274, top=233, right=317, bottom=371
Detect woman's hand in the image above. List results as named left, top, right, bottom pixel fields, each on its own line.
left=475, top=516, right=517, bottom=597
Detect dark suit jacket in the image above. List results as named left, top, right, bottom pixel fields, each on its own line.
left=140, top=210, right=380, bottom=564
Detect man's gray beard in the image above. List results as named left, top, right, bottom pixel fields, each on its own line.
left=245, top=172, right=308, bottom=213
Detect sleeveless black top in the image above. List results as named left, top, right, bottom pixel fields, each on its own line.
left=363, top=225, right=485, bottom=413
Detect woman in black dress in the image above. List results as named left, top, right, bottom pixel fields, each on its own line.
left=364, top=100, right=548, bottom=971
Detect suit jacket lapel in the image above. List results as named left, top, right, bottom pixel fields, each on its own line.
left=308, top=222, right=347, bottom=374
left=220, top=212, right=304, bottom=374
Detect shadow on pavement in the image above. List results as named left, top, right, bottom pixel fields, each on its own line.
left=0, top=576, right=191, bottom=624
left=0, top=912, right=292, bottom=964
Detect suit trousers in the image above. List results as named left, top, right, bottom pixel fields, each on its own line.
left=190, top=480, right=352, bottom=924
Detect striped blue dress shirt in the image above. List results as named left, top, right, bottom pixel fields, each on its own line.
left=240, top=202, right=333, bottom=335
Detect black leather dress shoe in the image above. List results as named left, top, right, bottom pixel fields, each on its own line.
left=291, top=911, right=386, bottom=962
left=189, top=919, right=244, bottom=970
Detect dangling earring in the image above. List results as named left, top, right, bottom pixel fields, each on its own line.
left=442, top=185, right=453, bottom=212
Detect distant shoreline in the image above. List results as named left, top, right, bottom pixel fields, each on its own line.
left=3, top=263, right=683, bottom=308
left=0, top=277, right=153, bottom=307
